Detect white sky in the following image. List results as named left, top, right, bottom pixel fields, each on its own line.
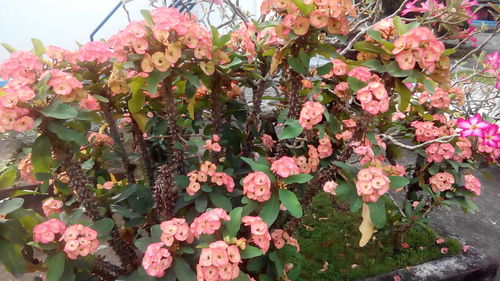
left=0, top=0, right=263, bottom=61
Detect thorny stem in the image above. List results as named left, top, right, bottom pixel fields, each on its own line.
left=131, top=119, right=156, bottom=186
left=162, top=77, right=185, bottom=174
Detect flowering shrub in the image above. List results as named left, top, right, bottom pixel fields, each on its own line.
left=0, top=0, right=499, bottom=280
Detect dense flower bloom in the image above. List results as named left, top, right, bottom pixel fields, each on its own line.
left=429, top=172, right=455, bottom=192
left=271, top=156, right=300, bottom=178
left=464, top=174, right=481, bottom=196
left=142, top=242, right=173, bottom=277
left=160, top=218, right=194, bottom=246
left=61, top=224, right=99, bottom=259
left=77, top=41, right=113, bottom=63
left=425, top=143, right=455, bottom=163
left=0, top=51, right=43, bottom=84
left=356, top=81, right=390, bottom=115
left=242, top=172, right=272, bottom=202
left=196, top=240, right=241, bottom=281
left=242, top=216, right=271, bottom=253
left=190, top=208, right=230, bottom=238
left=355, top=167, right=391, bottom=202
left=42, top=198, right=63, bottom=217
left=33, top=219, right=66, bottom=244
left=45, top=69, right=83, bottom=96
left=299, top=101, right=324, bottom=129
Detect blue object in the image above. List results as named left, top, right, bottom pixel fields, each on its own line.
left=471, top=20, right=497, bottom=29
left=0, top=80, right=7, bottom=88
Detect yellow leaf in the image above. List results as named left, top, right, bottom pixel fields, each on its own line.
left=270, top=51, right=283, bottom=76
left=188, top=97, right=196, bottom=119
left=131, top=112, right=149, bottom=132
left=200, top=61, right=215, bottom=75
left=359, top=203, right=374, bottom=247
left=109, top=173, right=117, bottom=184
left=99, top=123, right=108, bottom=134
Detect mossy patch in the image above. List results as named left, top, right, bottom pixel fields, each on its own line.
left=296, top=193, right=461, bottom=280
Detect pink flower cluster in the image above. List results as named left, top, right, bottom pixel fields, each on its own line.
left=477, top=138, right=500, bottom=161
left=45, top=69, right=83, bottom=96
left=425, top=143, right=455, bottom=163
left=0, top=51, right=43, bottom=84
left=429, top=172, right=455, bottom=192
left=454, top=137, right=472, bottom=161
left=271, top=156, right=300, bottom=178
left=42, top=198, right=63, bottom=217
left=299, top=101, right=324, bottom=130
left=393, top=27, right=445, bottom=73
left=160, top=218, right=194, bottom=246
left=464, top=174, right=481, bottom=196
left=323, top=180, right=338, bottom=195
left=323, top=59, right=348, bottom=78
left=197, top=241, right=241, bottom=281
left=142, top=242, right=173, bottom=277
left=61, top=224, right=99, bottom=259
left=33, top=219, right=66, bottom=244
left=411, top=121, right=446, bottom=142
left=88, top=132, right=114, bottom=146
left=77, top=41, right=113, bottom=63
left=242, top=172, right=272, bottom=202
left=458, top=114, right=500, bottom=148
left=295, top=146, right=320, bottom=174
left=356, top=81, right=390, bottom=115
left=203, top=134, right=222, bottom=152
left=0, top=81, right=35, bottom=133
left=241, top=216, right=271, bottom=254
left=317, top=135, right=333, bottom=158
left=351, top=135, right=387, bottom=165
left=418, top=88, right=451, bottom=109
left=355, top=167, right=391, bottom=202
left=271, top=229, right=300, bottom=251
left=228, top=23, right=258, bottom=60
left=190, top=208, right=230, bottom=238
left=186, top=161, right=235, bottom=195
left=484, top=52, right=500, bottom=89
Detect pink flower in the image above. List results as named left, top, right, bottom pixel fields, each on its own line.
left=77, top=41, right=113, bottom=63
left=271, top=156, right=300, bottom=178
left=271, top=229, right=300, bottom=252
left=243, top=172, right=272, bottom=202
left=160, top=218, right=193, bottom=246
left=42, top=198, right=63, bottom=217
left=440, top=247, right=449, bottom=254
left=463, top=174, right=481, bottom=196
left=262, top=134, right=276, bottom=150
left=481, top=124, right=500, bottom=148
left=45, top=69, right=82, bottom=96
left=356, top=167, right=390, bottom=202
left=429, top=172, right=455, bottom=192
left=299, top=101, right=324, bottom=130
left=242, top=216, right=271, bottom=254
left=190, top=208, right=230, bottom=238
left=457, top=114, right=490, bottom=137
left=33, top=219, right=66, bottom=244
left=79, top=95, right=100, bottom=111
left=203, top=135, right=222, bottom=152
left=142, top=242, right=173, bottom=277
left=13, top=116, right=34, bottom=132
left=196, top=240, right=241, bottom=281
left=323, top=180, right=338, bottom=195
left=62, top=224, right=99, bottom=259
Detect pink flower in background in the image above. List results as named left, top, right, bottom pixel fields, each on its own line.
left=79, top=95, right=100, bottom=111
left=484, top=51, right=500, bottom=73
left=261, top=134, right=276, bottom=150
left=481, top=124, right=500, bottom=148
left=323, top=180, right=338, bottom=195
left=457, top=114, right=490, bottom=137
left=440, top=247, right=449, bottom=254
left=42, top=198, right=63, bottom=217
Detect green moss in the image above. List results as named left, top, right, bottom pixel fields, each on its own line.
left=296, top=193, right=461, bottom=280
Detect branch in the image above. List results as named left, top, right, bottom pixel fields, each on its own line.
left=380, top=134, right=460, bottom=150
left=451, top=22, right=499, bottom=71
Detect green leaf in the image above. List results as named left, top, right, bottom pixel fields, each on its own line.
left=0, top=237, right=26, bottom=277
left=32, top=135, right=52, bottom=177
left=393, top=16, right=408, bottom=35
left=185, top=73, right=200, bottom=88
left=48, top=122, right=87, bottom=146
left=283, top=174, right=312, bottom=184
left=92, top=218, right=114, bottom=238
left=395, top=80, right=411, bottom=112
left=362, top=59, right=386, bottom=73
left=353, top=41, right=387, bottom=54
left=423, top=79, right=435, bottom=93
left=291, top=0, right=316, bottom=15
left=331, top=161, right=358, bottom=179
left=278, top=119, right=304, bottom=140
left=316, top=62, right=333, bottom=76
left=0, top=198, right=24, bottom=215
left=389, top=176, right=410, bottom=190
left=241, top=245, right=263, bottom=259
left=219, top=57, right=243, bottom=69
left=241, top=157, right=270, bottom=173
left=224, top=207, right=242, bottom=238
left=0, top=168, right=17, bottom=190
left=195, top=194, right=208, bottom=212
left=350, top=196, right=363, bottom=212
left=287, top=56, right=308, bottom=75
left=232, top=272, right=252, bottom=281
left=259, top=194, right=280, bottom=226
left=128, top=90, right=145, bottom=114
left=140, top=10, right=154, bottom=26
left=40, top=101, right=78, bottom=119
left=347, top=76, right=367, bottom=92
left=298, top=49, right=311, bottom=70
left=1, top=43, right=16, bottom=53
left=387, top=61, right=413, bottom=77
left=442, top=48, right=456, bottom=56
left=209, top=192, right=232, bottom=211
left=147, top=70, right=170, bottom=96
left=45, top=252, right=65, bottom=281
left=368, top=200, right=386, bottom=228
left=134, top=237, right=152, bottom=252
left=173, top=258, right=196, bottom=281
left=31, top=38, right=46, bottom=56
left=279, top=189, right=303, bottom=218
